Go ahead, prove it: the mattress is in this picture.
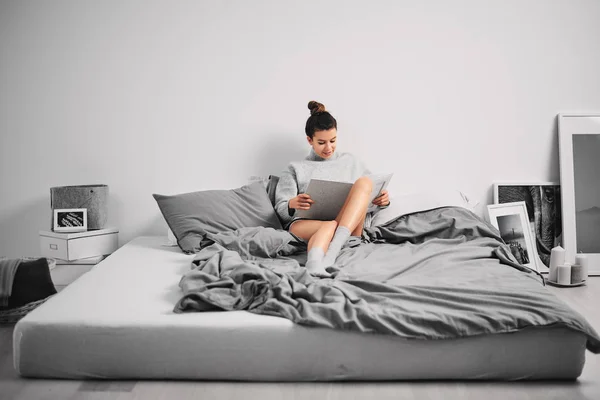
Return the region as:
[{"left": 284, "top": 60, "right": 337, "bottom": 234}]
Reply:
[{"left": 13, "top": 236, "right": 587, "bottom": 380}]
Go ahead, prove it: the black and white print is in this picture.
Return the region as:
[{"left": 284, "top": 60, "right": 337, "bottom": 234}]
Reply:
[
  {"left": 496, "top": 184, "right": 561, "bottom": 268},
  {"left": 497, "top": 214, "right": 530, "bottom": 265}
]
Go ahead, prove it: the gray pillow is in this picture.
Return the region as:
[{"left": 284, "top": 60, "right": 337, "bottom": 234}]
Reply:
[
  {"left": 153, "top": 182, "right": 282, "bottom": 253},
  {"left": 266, "top": 175, "right": 280, "bottom": 206}
]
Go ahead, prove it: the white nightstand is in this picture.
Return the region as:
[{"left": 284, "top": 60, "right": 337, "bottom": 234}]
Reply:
[
  {"left": 50, "top": 256, "right": 105, "bottom": 292},
  {"left": 39, "top": 228, "right": 119, "bottom": 291}
]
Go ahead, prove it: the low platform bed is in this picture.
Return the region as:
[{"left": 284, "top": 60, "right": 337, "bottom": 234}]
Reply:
[{"left": 13, "top": 205, "right": 600, "bottom": 381}]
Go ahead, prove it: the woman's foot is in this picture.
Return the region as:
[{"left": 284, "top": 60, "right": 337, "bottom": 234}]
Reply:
[
  {"left": 305, "top": 247, "right": 331, "bottom": 278},
  {"left": 323, "top": 226, "right": 351, "bottom": 267}
]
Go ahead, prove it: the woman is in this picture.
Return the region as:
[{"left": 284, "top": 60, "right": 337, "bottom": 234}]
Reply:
[{"left": 274, "top": 101, "right": 390, "bottom": 277}]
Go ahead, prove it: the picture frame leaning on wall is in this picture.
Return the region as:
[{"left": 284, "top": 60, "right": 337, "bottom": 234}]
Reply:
[
  {"left": 493, "top": 182, "right": 561, "bottom": 274},
  {"left": 487, "top": 201, "right": 540, "bottom": 273}
]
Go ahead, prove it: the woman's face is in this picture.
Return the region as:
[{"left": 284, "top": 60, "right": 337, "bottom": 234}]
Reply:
[{"left": 307, "top": 128, "right": 337, "bottom": 159}]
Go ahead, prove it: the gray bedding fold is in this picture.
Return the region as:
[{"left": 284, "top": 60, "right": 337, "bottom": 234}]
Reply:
[{"left": 174, "top": 207, "right": 600, "bottom": 353}]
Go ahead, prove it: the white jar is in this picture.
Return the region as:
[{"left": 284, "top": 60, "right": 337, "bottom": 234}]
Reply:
[
  {"left": 575, "top": 254, "right": 588, "bottom": 282},
  {"left": 557, "top": 263, "right": 572, "bottom": 285},
  {"left": 570, "top": 264, "right": 584, "bottom": 284}
]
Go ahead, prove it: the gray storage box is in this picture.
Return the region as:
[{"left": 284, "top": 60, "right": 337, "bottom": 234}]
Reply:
[{"left": 50, "top": 185, "right": 109, "bottom": 230}]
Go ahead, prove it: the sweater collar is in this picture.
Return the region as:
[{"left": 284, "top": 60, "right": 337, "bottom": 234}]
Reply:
[{"left": 306, "top": 149, "right": 340, "bottom": 162}]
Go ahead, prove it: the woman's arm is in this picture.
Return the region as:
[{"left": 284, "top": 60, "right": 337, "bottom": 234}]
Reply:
[{"left": 274, "top": 166, "right": 299, "bottom": 225}]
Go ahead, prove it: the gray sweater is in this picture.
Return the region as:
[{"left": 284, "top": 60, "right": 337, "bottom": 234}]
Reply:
[{"left": 274, "top": 149, "right": 371, "bottom": 226}]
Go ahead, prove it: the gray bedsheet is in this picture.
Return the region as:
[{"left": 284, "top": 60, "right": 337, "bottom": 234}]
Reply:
[{"left": 174, "top": 206, "right": 600, "bottom": 353}]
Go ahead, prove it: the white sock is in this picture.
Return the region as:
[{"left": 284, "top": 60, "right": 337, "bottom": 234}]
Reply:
[
  {"left": 305, "top": 247, "right": 330, "bottom": 277},
  {"left": 323, "top": 226, "right": 351, "bottom": 267}
]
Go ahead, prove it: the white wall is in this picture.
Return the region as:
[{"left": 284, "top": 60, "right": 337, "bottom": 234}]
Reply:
[{"left": 1, "top": 0, "right": 600, "bottom": 258}]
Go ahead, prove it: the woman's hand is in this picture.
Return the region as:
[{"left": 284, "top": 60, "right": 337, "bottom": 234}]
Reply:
[
  {"left": 372, "top": 189, "right": 390, "bottom": 207},
  {"left": 289, "top": 194, "right": 314, "bottom": 210}
]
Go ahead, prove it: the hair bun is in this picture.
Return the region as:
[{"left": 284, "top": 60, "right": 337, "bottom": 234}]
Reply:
[{"left": 308, "top": 101, "right": 326, "bottom": 115}]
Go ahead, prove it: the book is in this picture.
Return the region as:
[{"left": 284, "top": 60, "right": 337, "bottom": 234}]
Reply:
[{"left": 296, "top": 173, "right": 393, "bottom": 221}]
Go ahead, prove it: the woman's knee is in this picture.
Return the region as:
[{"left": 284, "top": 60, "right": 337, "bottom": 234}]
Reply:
[
  {"left": 354, "top": 176, "right": 373, "bottom": 193},
  {"left": 289, "top": 220, "right": 311, "bottom": 239},
  {"left": 289, "top": 222, "right": 299, "bottom": 235},
  {"left": 290, "top": 220, "right": 337, "bottom": 240}
]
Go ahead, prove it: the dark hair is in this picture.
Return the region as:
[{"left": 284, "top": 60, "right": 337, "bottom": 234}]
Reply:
[{"left": 305, "top": 101, "right": 337, "bottom": 138}]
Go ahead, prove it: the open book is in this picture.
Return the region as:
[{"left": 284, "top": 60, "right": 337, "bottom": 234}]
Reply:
[{"left": 296, "top": 173, "right": 393, "bottom": 221}]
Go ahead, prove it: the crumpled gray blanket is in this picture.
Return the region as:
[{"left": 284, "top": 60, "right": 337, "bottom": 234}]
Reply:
[
  {"left": 0, "top": 258, "right": 21, "bottom": 307},
  {"left": 174, "top": 207, "right": 600, "bottom": 353}
]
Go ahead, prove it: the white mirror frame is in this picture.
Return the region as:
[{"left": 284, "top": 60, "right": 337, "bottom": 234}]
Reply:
[{"left": 558, "top": 113, "right": 600, "bottom": 276}]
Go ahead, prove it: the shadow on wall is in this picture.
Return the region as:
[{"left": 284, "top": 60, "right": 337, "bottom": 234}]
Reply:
[
  {"left": 251, "top": 132, "right": 309, "bottom": 178},
  {"left": 481, "top": 185, "right": 494, "bottom": 219},
  {"left": 107, "top": 191, "right": 165, "bottom": 246},
  {"left": 548, "top": 116, "right": 560, "bottom": 180},
  {"left": 127, "top": 133, "right": 310, "bottom": 243},
  {"left": 0, "top": 196, "right": 49, "bottom": 258},
  {"left": 135, "top": 214, "right": 168, "bottom": 239}
]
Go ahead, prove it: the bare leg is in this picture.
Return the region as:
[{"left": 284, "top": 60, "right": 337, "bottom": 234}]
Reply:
[
  {"left": 307, "top": 221, "right": 338, "bottom": 252},
  {"left": 290, "top": 220, "right": 337, "bottom": 277},
  {"left": 290, "top": 220, "right": 338, "bottom": 252},
  {"left": 333, "top": 202, "right": 366, "bottom": 236},
  {"left": 323, "top": 176, "right": 373, "bottom": 266},
  {"left": 351, "top": 212, "right": 366, "bottom": 237},
  {"left": 335, "top": 176, "right": 373, "bottom": 233}
]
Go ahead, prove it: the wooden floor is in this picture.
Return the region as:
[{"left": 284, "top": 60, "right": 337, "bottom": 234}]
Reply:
[{"left": 1, "top": 279, "right": 599, "bottom": 400}]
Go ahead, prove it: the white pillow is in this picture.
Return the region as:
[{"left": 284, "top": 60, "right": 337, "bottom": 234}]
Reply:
[
  {"left": 165, "top": 227, "right": 178, "bottom": 246},
  {"left": 371, "top": 189, "right": 479, "bottom": 227}
]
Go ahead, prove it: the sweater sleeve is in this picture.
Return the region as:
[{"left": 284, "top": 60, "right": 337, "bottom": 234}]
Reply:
[{"left": 274, "top": 165, "right": 299, "bottom": 226}]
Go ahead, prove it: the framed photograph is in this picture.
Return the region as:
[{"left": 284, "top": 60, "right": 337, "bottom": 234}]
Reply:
[
  {"left": 493, "top": 182, "right": 561, "bottom": 274},
  {"left": 558, "top": 114, "right": 600, "bottom": 276},
  {"left": 53, "top": 208, "right": 88, "bottom": 233},
  {"left": 487, "top": 201, "right": 540, "bottom": 273}
]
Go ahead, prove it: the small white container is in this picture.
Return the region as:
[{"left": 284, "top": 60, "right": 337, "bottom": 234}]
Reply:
[
  {"left": 570, "top": 264, "right": 584, "bottom": 284},
  {"left": 575, "top": 253, "right": 589, "bottom": 282},
  {"left": 557, "top": 263, "right": 572, "bottom": 285},
  {"left": 39, "top": 227, "right": 118, "bottom": 261}
]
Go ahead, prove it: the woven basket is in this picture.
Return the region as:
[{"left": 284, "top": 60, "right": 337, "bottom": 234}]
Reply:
[
  {"left": 19, "top": 256, "right": 56, "bottom": 270},
  {"left": 0, "top": 295, "right": 55, "bottom": 325},
  {"left": 0, "top": 257, "right": 57, "bottom": 325}
]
